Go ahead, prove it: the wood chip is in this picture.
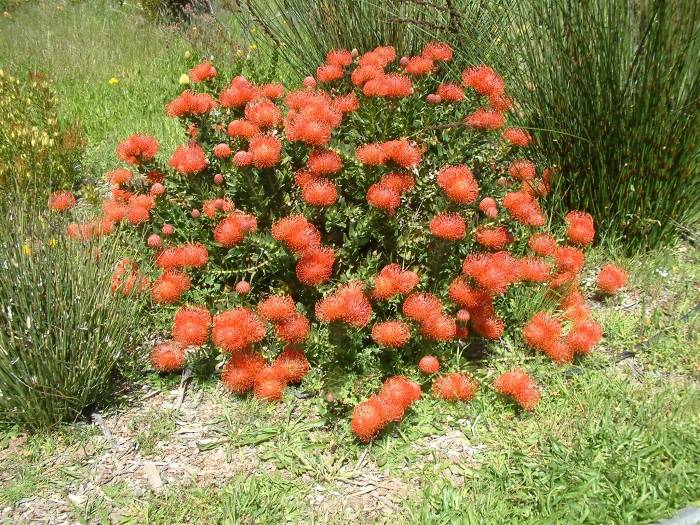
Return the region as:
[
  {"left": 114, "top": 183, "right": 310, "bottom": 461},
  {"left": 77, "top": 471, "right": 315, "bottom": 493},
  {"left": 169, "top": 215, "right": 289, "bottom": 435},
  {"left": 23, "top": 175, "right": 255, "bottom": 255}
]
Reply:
[{"left": 143, "top": 463, "right": 163, "bottom": 493}]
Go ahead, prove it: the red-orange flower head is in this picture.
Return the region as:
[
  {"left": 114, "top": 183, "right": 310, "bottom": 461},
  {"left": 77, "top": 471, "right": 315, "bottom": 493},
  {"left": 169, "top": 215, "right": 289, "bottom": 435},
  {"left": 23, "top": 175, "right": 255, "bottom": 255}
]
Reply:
[
  {"left": 522, "top": 312, "right": 561, "bottom": 351},
  {"left": 273, "top": 347, "right": 311, "bottom": 383},
  {"left": 351, "top": 400, "right": 385, "bottom": 442},
  {"left": 379, "top": 376, "right": 422, "bottom": 408},
  {"left": 474, "top": 226, "right": 513, "bottom": 250},
  {"left": 371, "top": 320, "right": 411, "bottom": 348},
  {"left": 432, "top": 373, "right": 478, "bottom": 402},
  {"left": 212, "top": 307, "right": 266, "bottom": 352},
  {"left": 166, "top": 90, "right": 217, "bottom": 117},
  {"left": 219, "top": 75, "right": 257, "bottom": 108},
  {"left": 151, "top": 271, "right": 191, "bottom": 304},
  {"left": 271, "top": 214, "right": 321, "bottom": 253},
  {"left": 462, "top": 252, "right": 518, "bottom": 295},
  {"left": 567, "top": 319, "right": 603, "bottom": 355},
  {"left": 554, "top": 246, "right": 585, "bottom": 274},
  {"left": 371, "top": 263, "right": 419, "bottom": 300},
  {"left": 243, "top": 98, "right": 282, "bottom": 129},
  {"left": 274, "top": 313, "right": 311, "bottom": 344},
  {"left": 429, "top": 212, "right": 466, "bottom": 241},
  {"left": 249, "top": 134, "right": 282, "bottom": 168},
  {"left": 366, "top": 183, "right": 401, "bottom": 215},
  {"left": 502, "top": 128, "right": 532, "bottom": 147},
  {"left": 437, "top": 165, "right": 479, "bottom": 204},
  {"left": 402, "top": 292, "right": 442, "bottom": 323},
  {"left": 296, "top": 247, "right": 336, "bottom": 285},
  {"left": 403, "top": 56, "right": 433, "bottom": 76},
  {"left": 466, "top": 108, "right": 505, "bottom": 130},
  {"left": 502, "top": 191, "right": 546, "bottom": 227},
  {"left": 508, "top": 160, "right": 536, "bottom": 181},
  {"left": 49, "top": 191, "right": 77, "bottom": 212},
  {"left": 116, "top": 134, "right": 159, "bottom": 165},
  {"left": 596, "top": 264, "right": 628, "bottom": 295},
  {"left": 528, "top": 233, "right": 558, "bottom": 256},
  {"left": 436, "top": 83, "right": 465, "bottom": 102},
  {"left": 448, "top": 276, "right": 492, "bottom": 309},
  {"left": 308, "top": 149, "right": 342, "bottom": 175},
  {"left": 301, "top": 179, "right": 338, "bottom": 207},
  {"left": 420, "top": 313, "right": 457, "bottom": 341},
  {"left": 316, "top": 63, "right": 344, "bottom": 83},
  {"left": 151, "top": 340, "right": 186, "bottom": 373},
  {"left": 226, "top": 118, "right": 260, "bottom": 139},
  {"left": 172, "top": 306, "right": 211, "bottom": 346},
  {"left": 461, "top": 65, "right": 505, "bottom": 97},
  {"left": 257, "top": 295, "right": 297, "bottom": 322},
  {"left": 107, "top": 168, "right": 133, "bottom": 186},
  {"left": 253, "top": 366, "right": 286, "bottom": 401},
  {"left": 418, "top": 355, "right": 440, "bottom": 374},
  {"left": 213, "top": 212, "right": 258, "bottom": 247},
  {"left": 564, "top": 211, "right": 595, "bottom": 246},
  {"left": 494, "top": 369, "right": 541, "bottom": 410},
  {"left": 221, "top": 350, "right": 266, "bottom": 394},
  {"left": 423, "top": 41, "right": 453, "bottom": 62},
  {"left": 315, "top": 281, "right": 372, "bottom": 327},
  {"left": 169, "top": 144, "right": 207, "bottom": 175},
  {"left": 518, "top": 257, "right": 552, "bottom": 283},
  {"left": 326, "top": 49, "right": 353, "bottom": 67},
  {"left": 188, "top": 61, "right": 217, "bottom": 82},
  {"left": 202, "top": 197, "right": 234, "bottom": 218}
]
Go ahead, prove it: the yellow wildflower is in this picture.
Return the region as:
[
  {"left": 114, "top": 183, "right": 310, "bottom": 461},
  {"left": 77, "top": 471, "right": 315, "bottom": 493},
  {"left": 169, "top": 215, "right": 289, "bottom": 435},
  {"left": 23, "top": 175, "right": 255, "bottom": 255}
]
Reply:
[
  {"left": 48, "top": 238, "right": 57, "bottom": 247},
  {"left": 22, "top": 244, "right": 31, "bottom": 256},
  {"left": 179, "top": 74, "right": 190, "bottom": 85},
  {"left": 108, "top": 77, "right": 119, "bottom": 85}
]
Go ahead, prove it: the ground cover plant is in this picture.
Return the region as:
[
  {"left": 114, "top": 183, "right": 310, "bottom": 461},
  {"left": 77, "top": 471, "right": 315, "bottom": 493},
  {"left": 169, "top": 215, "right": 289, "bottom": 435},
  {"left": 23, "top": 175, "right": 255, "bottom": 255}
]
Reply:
[{"left": 54, "top": 42, "right": 629, "bottom": 442}]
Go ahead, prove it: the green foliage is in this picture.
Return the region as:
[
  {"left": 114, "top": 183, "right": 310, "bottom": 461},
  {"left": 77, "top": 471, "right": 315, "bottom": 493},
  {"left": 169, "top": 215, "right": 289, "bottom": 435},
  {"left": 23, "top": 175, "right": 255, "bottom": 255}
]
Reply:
[
  {"left": 508, "top": 0, "right": 700, "bottom": 251},
  {"left": 0, "top": 69, "right": 85, "bottom": 196},
  {"left": 0, "top": 197, "right": 144, "bottom": 430},
  {"left": 231, "top": 0, "right": 516, "bottom": 82}
]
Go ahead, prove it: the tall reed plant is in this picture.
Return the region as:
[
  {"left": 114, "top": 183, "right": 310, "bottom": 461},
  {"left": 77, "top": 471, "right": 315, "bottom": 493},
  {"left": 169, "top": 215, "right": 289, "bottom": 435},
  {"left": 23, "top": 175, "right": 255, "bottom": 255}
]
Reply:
[
  {"left": 508, "top": 0, "right": 700, "bottom": 250},
  {"left": 0, "top": 195, "right": 144, "bottom": 430}
]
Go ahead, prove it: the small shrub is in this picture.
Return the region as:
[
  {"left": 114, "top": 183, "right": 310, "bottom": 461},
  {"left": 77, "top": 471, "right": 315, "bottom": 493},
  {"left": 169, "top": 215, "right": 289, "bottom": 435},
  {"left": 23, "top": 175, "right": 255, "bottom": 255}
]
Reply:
[
  {"left": 0, "top": 69, "right": 85, "bottom": 196},
  {"left": 0, "top": 197, "right": 144, "bottom": 430},
  {"left": 57, "top": 43, "right": 625, "bottom": 441}
]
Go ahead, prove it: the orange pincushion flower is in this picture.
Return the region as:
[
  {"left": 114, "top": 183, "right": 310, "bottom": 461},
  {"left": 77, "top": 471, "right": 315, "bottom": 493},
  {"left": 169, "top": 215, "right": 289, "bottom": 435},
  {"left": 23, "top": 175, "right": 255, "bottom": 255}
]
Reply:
[
  {"left": 596, "top": 264, "right": 628, "bottom": 294},
  {"left": 461, "top": 65, "right": 505, "bottom": 97},
  {"left": 418, "top": 355, "right": 440, "bottom": 374},
  {"left": 479, "top": 197, "right": 498, "bottom": 218},
  {"left": 474, "top": 226, "right": 513, "bottom": 250},
  {"left": 151, "top": 341, "right": 186, "bottom": 372},
  {"left": 502, "top": 191, "right": 545, "bottom": 227},
  {"left": 172, "top": 306, "right": 211, "bottom": 346},
  {"left": 169, "top": 144, "right": 207, "bottom": 174},
  {"left": 107, "top": 168, "right": 133, "bottom": 186},
  {"left": 274, "top": 313, "right": 311, "bottom": 343},
  {"left": 202, "top": 197, "right": 234, "bottom": 218},
  {"left": 151, "top": 271, "right": 191, "bottom": 304},
  {"left": 371, "top": 264, "right": 419, "bottom": 300},
  {"left": 213, "top": 143, "right": 232, "bottom": 159},
  {"left": 356, "top": 143, "right": 387, "bottom": 165},
  {"left": 359, "top": 45, "right": 396, "bottom": 67},
  {"left": 388, "top": 140, "right": 422, "bottom": 168},
  {"left": 126, "top": 204, "right": 150, "bottom": 225},
  {"left": 316, "top": 63, "right": 344, "bottom": 83},
  {"left": 233, "top": 150, "right": 253, "bottom": 167},
  {"left": 567, "top": 319, "right": 603, "bottom": 355},
  {"left": 351, "top": 64, "right": 383, "bottom": 86},
  {"left": 116, "top": 133, "right": 159, "bottom": 165},
  {"left": 49, "top": 191, "right": 76, "bottom": 212},
  {"left": 508, "top": 160, "right": 536, "bottom": 181},
  {"left": 332, "top": 91, "right": 360, "bottom": 113},
  {"left": 489, "top": 93, "right": 513, "bottom": 112},
  {"left": 381, "top": 172, "right": 415, "bottom": 194},
  {"left": 554, "top": 246, "right": 585, "bottom": 274},
  {"left": 351, "top": 401, "right": 385, "bottom": 442},
  {"left": 103, "top": 199, "right": 127, "bottom": 223},
  {"left": 272, "top": 214, "right": 321, "bottom": 253},
  {"left": 448, "top": 277, "right": 491, "bottom": 309},
  {"left": 564, "top": 211, "right": 595, "bottom": 246},
  {"left": 296, "top": 247, "right": 335, "bottom": 285},
  {"left": 257, "top": 295, "right": 296, "bottom": 322},
  {"left": 221, "top": 350, "right": 266, "bottom": 394},
  {"left": 432, "top": 373, "right": 478, "bottom": 402},
  {"left": 366, "top": 183, "right": 401, "bottom": 215},
  {"left": 502, "top": 128, "right": 531, "bottom": 147},
  {"left": 363, "top": 74, "right": 414, "bottom": 98},
  {"left": 436, "top": 83, "right": 465, "bottom": 102},
  {"left": 273, "top": 347, "right": 311, "bottom": 383},
  {"left": 244, "top": 99, "right": 282, "bottom": 128},
  {"left": 379, "top": 376, "right": 421, "bottom": 408},
  {"left": 523, "top": 312, "right": 561, "bottom": 351},
  {"left": 403, "top": 56, "right": 433, "bottom": 76},
  {"left": 371, "top": 320, "right": 411, "bottom": 348},
  {"left": 462, "top": 252, "right": 518, "bottom": 294},
  {"left": 466, "top": 108, "right": 505, "bottom": 130},
  {"left": 494, "top": 369, "right": 540, "bottom": 410},
  {"left": 259, "top": 83, "right": 285, "bottom": 99},
  {"left": 528, "top": 233, "right": 558, "bottom": 256},
  {"left": 249, "top": 134, "right": 282, "bottom": 168},
  {"left": 213, "top": 213, "right": 257, "bottom": 247},
  {"left": 436, "top": 165, "right": 479, "bottom": 204},
  {"left": 226, "top": 119, "right": 260, "bottom": 139},
  {"left": 420, "top": 313, "right": 457, "bottom": 341},
  {"left": 429, "top": 212, "right": 467, "bottom": 241},
  {"left": 212, "top": 308, "right": 266, "bottom": 352},
  {"left": 166, "top": 90, "right": 217, "bottom": 117},
  {"left": 181, "top": 242, "right": 209, "bottom": 268},
  {"left": 422, "top": 41, "right": 453, "bottom": 62},
  {"left": 253, "top": 377, "right": 286, "bottom": 401},
  {"left": 370, "top": 394, "right": 404, "bottom": 423},
  {"left": 402, "top": 292, "right": 442, "bottom": 322},
  {"left": 308, "top": 149, "right": 342, "bottom": 175},
  {"left": 301, "top": 179, "right": 338, "bottom": 207},
  {"left": 219, "top": 76, "right": 257, "bottom": 108},
  {"left": 326, "top": 49, "right": 353, "bottom": 67},
  {"left": 518, "top": 257, "right": 552, "bottom": 283},
  {"left": 315, "top": 282, "right": 372, "bottom": 327},
  {"left": 470, "top": 310, "right": 505, "bottom": 340},
  {"left": 188, "top": 61, "right": 217, "bottom": 82}
]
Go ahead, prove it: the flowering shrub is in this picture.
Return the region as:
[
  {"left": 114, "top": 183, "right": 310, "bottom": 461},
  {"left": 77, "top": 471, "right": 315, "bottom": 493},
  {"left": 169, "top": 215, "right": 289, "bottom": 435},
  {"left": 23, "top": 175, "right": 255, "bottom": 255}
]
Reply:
[{"left": 56, "top": 43, "right": 628, "bottom": 442}]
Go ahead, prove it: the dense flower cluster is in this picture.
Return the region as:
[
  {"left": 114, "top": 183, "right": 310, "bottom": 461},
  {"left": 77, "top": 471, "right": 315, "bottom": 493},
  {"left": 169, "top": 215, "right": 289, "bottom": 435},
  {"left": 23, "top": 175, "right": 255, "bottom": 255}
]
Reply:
[{"left": 56, "top": 43, "right": 629, "bottom": 443}]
